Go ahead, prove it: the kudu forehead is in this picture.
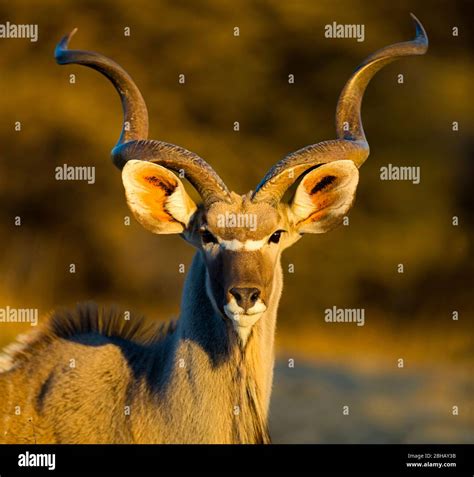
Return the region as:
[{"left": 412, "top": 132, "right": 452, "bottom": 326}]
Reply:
[{"left": 205, "top": 193, "right": 280, "bottom": 241}]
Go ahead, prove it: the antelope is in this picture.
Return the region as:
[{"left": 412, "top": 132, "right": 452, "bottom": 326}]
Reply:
[{"left": 0, "top": 15, "right": 427, "bottom": 444}]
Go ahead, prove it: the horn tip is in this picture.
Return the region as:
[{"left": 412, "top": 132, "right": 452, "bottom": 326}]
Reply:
[
  {"left": 69, "top": 27, "right": 79, "bottom": 40},
  {"left": 410, "top": 13, "right": 429, "bottom": 49},
  {"left": 55, "top": 28, "right": 78, "bottom": 63}
]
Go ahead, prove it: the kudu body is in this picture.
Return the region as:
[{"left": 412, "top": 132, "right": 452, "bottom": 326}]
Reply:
[{"left": 0, "top": 16, "right": 427, "bottom": 443}]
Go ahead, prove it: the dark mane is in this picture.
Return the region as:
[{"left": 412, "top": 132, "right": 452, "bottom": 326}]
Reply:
[
  {"left": 48, "top": 302, "right": 176, "bottom": 344},
  {"left": 0, "top": 302, "right": 176, "bottom": 372}
]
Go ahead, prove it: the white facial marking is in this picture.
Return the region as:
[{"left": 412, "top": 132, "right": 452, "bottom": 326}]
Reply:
[
  {"left": 219, "top": 237, "right": 267, "bottom": 251},
  {"left": 246, "top": 301, "right": 267, "bottom": 315},
  {"left": 224, "top": 297, "right": 267, "bottom": 345},
  {"left": 224, "top": 296, "right": 243, "bottom": 316}
]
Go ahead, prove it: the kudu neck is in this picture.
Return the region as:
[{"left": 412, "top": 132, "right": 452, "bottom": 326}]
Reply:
[{"left": 175, "top": 250, "right": 282, "bottom": 437}]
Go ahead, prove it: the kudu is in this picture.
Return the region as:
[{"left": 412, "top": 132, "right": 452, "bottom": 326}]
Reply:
[{"left": 0, "top": 15, "right": 427, "bottom": 444}]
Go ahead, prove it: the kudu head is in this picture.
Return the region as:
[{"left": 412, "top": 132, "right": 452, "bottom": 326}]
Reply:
[{"left": 55, "top": 15, "right": 427, "bottom": 343}]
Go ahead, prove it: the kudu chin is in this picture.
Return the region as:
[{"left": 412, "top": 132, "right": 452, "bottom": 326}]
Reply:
[{"left": 0, "top": 15, "right": 428, "bottom": 444}]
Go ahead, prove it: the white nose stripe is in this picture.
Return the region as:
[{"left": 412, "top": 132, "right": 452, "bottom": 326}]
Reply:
[{"left": 219, "top": 238, "right": 267, "bottom": 251}]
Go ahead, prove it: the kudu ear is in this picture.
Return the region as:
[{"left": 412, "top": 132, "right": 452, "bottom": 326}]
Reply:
[
  {"left": 122, "top": 160, "right": 197, "bottom": 234},
  {"left": 289, "top": 160, "right": 359, "bottom": 234}
]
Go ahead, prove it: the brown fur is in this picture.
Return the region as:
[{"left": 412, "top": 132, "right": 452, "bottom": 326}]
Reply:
[
  {"left": 0, "top": 253, "right": 278, "bottom": 444},
  {"left": 1, "top": 18, "right": 427, "bottom": 443}
]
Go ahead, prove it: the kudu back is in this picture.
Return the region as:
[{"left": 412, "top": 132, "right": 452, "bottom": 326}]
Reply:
[{"left": 0, "top": 16, "right": 428, "bottom": 444}]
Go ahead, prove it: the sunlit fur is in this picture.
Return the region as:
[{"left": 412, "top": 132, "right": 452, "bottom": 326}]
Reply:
[
  {"left": 0, "top": 17, "right": 427, "bottom": 443},
  {"left": 0, "top": 165, "right": 356, "bottom": 444}
]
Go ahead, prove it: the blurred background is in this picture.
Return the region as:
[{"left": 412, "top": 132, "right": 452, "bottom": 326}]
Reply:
[{"left": 0, "top": 0, "right": 472, "bottom": 442}]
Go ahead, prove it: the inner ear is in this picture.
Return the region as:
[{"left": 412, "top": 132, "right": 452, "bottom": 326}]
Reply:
[
  {"left": 290, "top": 160, "right": 359, "bottom": 234},
  {"left": 122, "top": 160, "right": 197, "bottom": 235}
]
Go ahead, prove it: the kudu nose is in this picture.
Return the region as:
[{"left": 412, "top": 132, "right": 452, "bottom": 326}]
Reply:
[{"left": 229, "top": 287, "right": 261, "bottom": 312}]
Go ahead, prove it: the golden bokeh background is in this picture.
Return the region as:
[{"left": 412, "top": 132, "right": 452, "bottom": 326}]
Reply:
[{"left": 0, "top": 0, "right": 472, "bottom": 442}]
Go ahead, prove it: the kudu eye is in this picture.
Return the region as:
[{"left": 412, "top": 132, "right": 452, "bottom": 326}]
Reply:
[
  {"left": 268, "top": 230, "right": 285, "bottom": 244},
  {"left": 200, "top": 229, "right": 218, "bottom": 245}
]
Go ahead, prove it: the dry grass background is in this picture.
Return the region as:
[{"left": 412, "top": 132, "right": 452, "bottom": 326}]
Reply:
[{"left": 0, "top": 0, "right": 472, "bottom": 442}]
